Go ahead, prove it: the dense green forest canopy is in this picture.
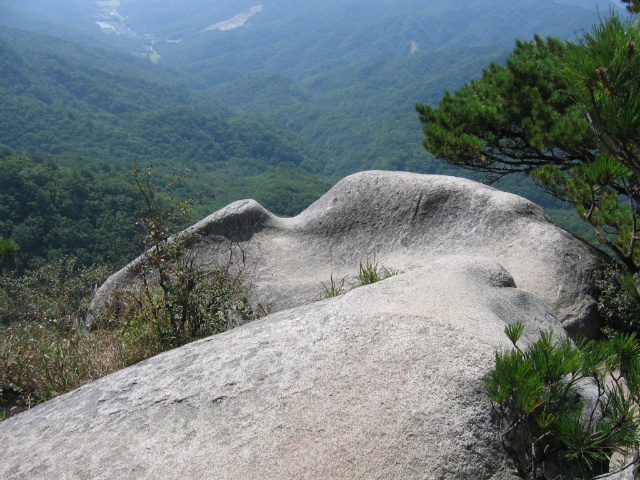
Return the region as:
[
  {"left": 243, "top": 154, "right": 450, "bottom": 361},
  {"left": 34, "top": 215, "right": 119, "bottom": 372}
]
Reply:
[
  {"left": 0, "top": 26, "right": 332, "bottom": 271},
  {"left": 0, "top": 0, "right": 615, "bottom": 180},
  {"left": 0, "top": 0, "right": 626, "bottom": 269},
  {"left": 0, "top": 29, "right": 317, "bottom": 169},
  {"left": 0, "top": 148, "right": 331, "bottom": 271},
  {"left": 0, "top": 148, "right": 139, "bottom": 269}
]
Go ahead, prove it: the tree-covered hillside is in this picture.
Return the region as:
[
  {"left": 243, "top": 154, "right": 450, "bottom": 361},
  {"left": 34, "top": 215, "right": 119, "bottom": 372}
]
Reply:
[
  {"left": 0, "top": 1, "right": 618, "bottom": 182},
  {"left": 0, "top": 28, "right": 333, "bottom": 269},
  {"left": 0, "top": 29, "right": 316, "bottom": 166},
  {"left": 0, "top": 147, "right": 331, "bottom": 270},
  {"left": 0, "top": 0, "right": 626, "bottom": 268},
  {"left": 0, "top": 148, "right": 139, "bottom": 269},
  {"left": 207, "top": 46, "right": 512, "bottom": 177}
]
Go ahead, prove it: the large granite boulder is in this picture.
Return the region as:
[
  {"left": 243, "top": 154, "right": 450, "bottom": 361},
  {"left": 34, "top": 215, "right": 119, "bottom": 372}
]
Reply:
[
  {"left": 1, "top": 257, "right": 562, "bottom": 479},
  {"left": 0, "top": 172, "right": 604, "bottom": 479},
  {"left": 89, "top": 171, "right": 601, "bottom": 336}
]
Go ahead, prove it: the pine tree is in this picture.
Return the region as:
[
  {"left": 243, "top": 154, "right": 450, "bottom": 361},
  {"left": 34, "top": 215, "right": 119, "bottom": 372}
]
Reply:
[{"left": 416, "top": 12, "right": 640, "bottom": 275}]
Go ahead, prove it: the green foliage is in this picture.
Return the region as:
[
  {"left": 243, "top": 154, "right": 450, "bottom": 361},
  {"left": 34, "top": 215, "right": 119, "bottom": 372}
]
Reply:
[
  {"left": 560, "top": 11, "right": 640, "bottom": 180},
  {"left": 102, "top": 259, "right": 253, "bottom": 352},
  {"left": 0, "top": 236, "right": 18, "bottom": 259},
  {"left": 207, "top": 46, "right": 512, "bottom": 176},
  {"left": 594, "top": 264, "right": 640, "bottom": 337},
  {"left": 539, "top": 13, "right": 640, "bottom": 274},
  {"left": 320, "top": 259, "right": 403, "bottom": 299},
  {"left": 621, "top": 0, "right": 640, "bottom": 13},
  {"left": 0, "top": 257, "right": 110, "bottom": 326},
  {"left": 534, "top": 12, "right": 640, "bottom": 274},
  {"left": 357, "top": 258, "right": 401, "bottom": 286},
  {"left": 0, "top": 149, "right": 141, "bottom": 270},
  {"left": 0, "top": 236, "right": 18, "bottom": 272},
  {"left": 531, "top": 154, "right": 640, "bottom": 271},
  {"left": 357, "top": 259, "right": 385, "bottom": 285},
  {"left": 0, "top": 27, "right": 224, "bottom": 115},
  {"left": 0, "top": 255, "right": 250, "bottom": 418},
  {"left": 321, "top": 274, "right": 347, "bottom": 299},
  {"left": 418, "top": 15, "right": 640, "bottom": 278},
  {"left": 504, "top": 321, "right": 525, "bottom": 346},
  {"left": 485, "top": 323, "right": 640, "bottom": 479},
  {"left": 0, "top": 29, "right": 314, "bottom": 171},
  {"left": 118, "top": 165, "right": 257, "bottom": 350},
  {"left": 417, "top": 35, "right": 594, "bottom": 179},
  {"left": 235, "top": 162, "right": 333, "bottom": 217}
]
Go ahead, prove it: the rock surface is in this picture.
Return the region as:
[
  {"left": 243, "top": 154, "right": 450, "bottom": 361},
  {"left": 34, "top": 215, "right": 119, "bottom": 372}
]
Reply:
[
  {"left": 89, "top": 171, "right": 601, "bottom": 335},
  {"left": 1, "top": 258, "right": 562, "bottom": 479},
  {"left": 0, "top": 172, "right": 603, "bottom": 479}
]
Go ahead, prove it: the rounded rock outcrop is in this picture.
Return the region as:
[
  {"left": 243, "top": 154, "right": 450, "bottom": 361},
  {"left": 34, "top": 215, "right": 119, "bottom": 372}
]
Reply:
[
  {"left": 0, "top": 171, "right": 604, "bottom": 479},
  {"left": 89, "top": 170, "right": 601, "bottom": 334}
]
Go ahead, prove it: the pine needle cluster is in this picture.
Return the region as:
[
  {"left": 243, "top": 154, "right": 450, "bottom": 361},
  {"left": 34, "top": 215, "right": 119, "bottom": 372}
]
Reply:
[{"left": 485, "top": 322, "right": 640, "bottom": 479}]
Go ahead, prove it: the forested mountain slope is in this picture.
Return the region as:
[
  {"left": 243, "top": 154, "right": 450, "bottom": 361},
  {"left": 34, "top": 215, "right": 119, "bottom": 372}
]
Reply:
[
  {"left": 151, "top": 0, "right": 612, "bottom": 81},
  {"left": 0, "top": 27, "right": 331, "bottom": 268},
  {"left": 207, "top": 46, "right": 512, "bottom": 177},
  {"left": 0, "top": 28, "right": 314, "bottom": 167},
  {"left": 0, "top": 0, "right": 617, "bottom": 180},
  {"left": 0, "top": 0, "right": 623, "bottom": 267},
  {"left": 131, "top": 0, "right": 614, "bottom": 182}
]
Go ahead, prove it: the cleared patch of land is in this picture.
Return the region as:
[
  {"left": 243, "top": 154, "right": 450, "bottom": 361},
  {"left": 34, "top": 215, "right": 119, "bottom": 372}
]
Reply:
[{"left": 202, "top": 5, "right": 263, "bottom": 32}]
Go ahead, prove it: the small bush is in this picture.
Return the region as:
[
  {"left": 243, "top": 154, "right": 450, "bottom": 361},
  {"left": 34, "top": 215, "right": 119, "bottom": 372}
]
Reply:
[
  {"left": 485, "top": 322, "right": 640, "bottom": 479},
  {"left": 101, "top": 258, "right": 256, "bottom": 351},
  {"left": 320, "top": 259, "right": 403, "bottom": 299},
  {"left": 0, "top": 257, "right": 111, "bottom": 326},
  {"left": 0, "top": 235, "right": 18, "bottom": 266},
  {"left": 594, "top": 264, "right": 640, "bottom": 337}
]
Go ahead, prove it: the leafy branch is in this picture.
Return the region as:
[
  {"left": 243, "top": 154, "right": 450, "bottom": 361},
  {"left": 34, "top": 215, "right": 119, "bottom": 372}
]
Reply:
[{"left": 485, "top": 322, "right": 640, "bottom": 479}]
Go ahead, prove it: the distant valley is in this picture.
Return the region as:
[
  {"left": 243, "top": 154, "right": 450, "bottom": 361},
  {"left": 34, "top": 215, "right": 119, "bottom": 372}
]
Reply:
[{"left": 0, "top": 0, "right": 626, "bottom": 267}]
